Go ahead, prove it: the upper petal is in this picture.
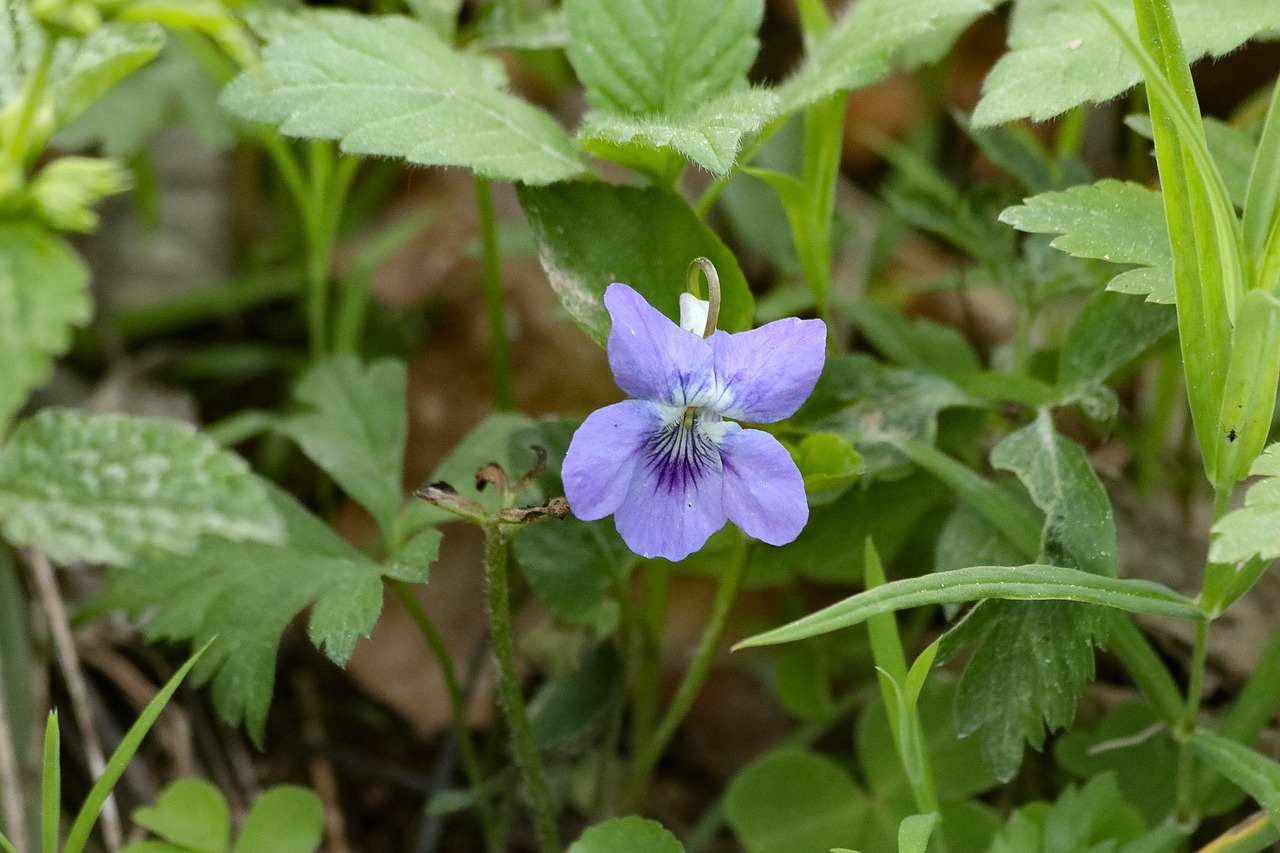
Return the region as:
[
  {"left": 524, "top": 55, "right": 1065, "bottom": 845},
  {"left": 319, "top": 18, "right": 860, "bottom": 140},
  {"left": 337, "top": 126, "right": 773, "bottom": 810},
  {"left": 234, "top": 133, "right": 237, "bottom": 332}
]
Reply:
[
  {"left": 563, "top": 400, "right": 662, "bottom": 521},
  {"left": 709, "top": 318, "right": 826, "bottom": 423},
  {"left": 718, "top": 428, "right": 808, "bottom": 546},
  {"left": 606, "top": 283, "right": 715, "bottom": 406},
  {"left": 613, "top": 413, "right": 727, "bottom": 561}
]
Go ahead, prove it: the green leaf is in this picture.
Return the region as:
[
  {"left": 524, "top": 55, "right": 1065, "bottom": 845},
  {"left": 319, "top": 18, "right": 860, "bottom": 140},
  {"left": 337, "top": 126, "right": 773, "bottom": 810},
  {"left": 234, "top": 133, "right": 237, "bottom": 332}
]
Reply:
[
  {"left": 1244, "top": 78, "right": 1280, "bottom": 292},
  {"left": 734, "top": 564, "right": 1199, "bottom": 651},
  {"left": 517, "top": 182, "right": 753, "bottom": 346},
  {"left": 564, "top": 0, "right": 772, "bottom": 175},
  {"left": 1191, "top": 731, "right": 1280, "bottom": 833},
  {"left": 54, "top": 21, "right": 166, "bottom": 127},
  {"left": 577, "top": 88, "right": 779, "bottom": 176},
  {"left": 845, "top": 301, "right": 980, "bottom": 379},
  {"left": 898, "top": 813, "right": 938, "bottom": 853},
  {"left": 529, "top": 644, "right": 619, "bottom": 749},
  {"left": 219, "top": 11, "right": 586, "bottom": 185},
  {"left": 1215, "top": 289, "right": 1280, "bottom": 488},
  {"left": 999, "top": 180, "right": 1173, "bottom": 304},
  {"left": 0, "top": 224, "right": 91, "bottom": 431},
  {"left": 792, "top": 433, "right": 864, "bottom": 496},
  {"left": 724, "top": 749, "right": 868, "bottom": 853},
  {"left": 972, "top": 0, "right": 1280, "bottom": 126},
  {"left": 1054, "top": 703, "right": 1177, "bottom": 825},
  {"left": 568, "top": 816, "right": 684, "bottom": 853},
  {"left": 1059, "top": 290, "right": 1177, "bottom": 389},
  {"left": 514, "top": 517, "right": 637, "bottom": 624},
  {"left": 1210, "top": 444, "right": 1280, "bottom": 563},
  {"left": 779, "top": 0, "right": 995, "bottom": 113},
  {"left": 42, "top": 712, "right": 59, "bottom": 853},
  {"left": 990, "top": 412, "right": 1117, "bottom": 577},
  {"left": 0, "top": 410, "right": 284, "bottom": 566},
  {"left": 278, "top": 355, "right": 407, "bottom": 537},
  {"left": 132, "top": 778, "right": 230, "bottom": 853},
  {"left": 233, "top": 786, "right": 323, "bottom": 853},
  {"left": 984, "top": 773, "right": 1144, "bottom": 853},
  {"left": 102, "top": 487, "right": 389, "bottom": 741}
]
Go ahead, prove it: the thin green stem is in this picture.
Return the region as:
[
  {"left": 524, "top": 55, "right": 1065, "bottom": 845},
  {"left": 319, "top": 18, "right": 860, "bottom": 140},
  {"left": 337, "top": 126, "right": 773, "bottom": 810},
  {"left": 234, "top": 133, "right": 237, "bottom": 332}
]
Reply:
[
  {"left": 1175, "top": 617, "right": 1210, "bottom": 824},
  {"left": 483, "top": 527, "right": 559, "bottom": 853},
  {"left": 624, "top": 538, "right": 750, "bottom": 808},
  {"left": 389, "top": 580, "right": 501, "bottom": 853},
  {"left": 628, "top": 562, "right": 669, "bottom": 780},
  {"left": 1107, "top": 612, "right": 1186, "bottom": 725},
  {"left": 475, "top": 176, "right": 515, "bottom": 410},
  {"left": 5, "top": 40, "right": 55, "bottom": 167}
]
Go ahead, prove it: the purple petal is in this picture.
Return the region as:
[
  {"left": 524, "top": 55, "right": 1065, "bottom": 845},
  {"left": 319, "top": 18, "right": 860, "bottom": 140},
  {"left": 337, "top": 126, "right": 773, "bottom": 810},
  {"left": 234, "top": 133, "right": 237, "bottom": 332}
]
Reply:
[
  {"left": 613, "top": 415, "right": 727, "bottom": 561},
  {"left": 563, "top": 400, "right": 661, "bottom": 521},
  {"left": 606, "top": 283, "right": 714, "bottom": 406},
  {"left": 710, "top": 318, "right": 826, "bottom": 423},
  {"left": 718, "top": 429, "right": 808, "bottom": 546}
]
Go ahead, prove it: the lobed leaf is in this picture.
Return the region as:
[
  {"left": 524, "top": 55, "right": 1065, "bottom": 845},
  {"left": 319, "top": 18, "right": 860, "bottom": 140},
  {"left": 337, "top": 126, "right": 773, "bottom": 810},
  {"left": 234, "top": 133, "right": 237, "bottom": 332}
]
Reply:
[
  {"left": 568, "top": 816, "right": 684, "bottom": 853},
  {"left": 102, "top": 487, "right": 396, "bottom": 742},
  {"left": 1210, "top": 444, "right": 1280, "bottom": 564},
  {"left": 220, "top": 11, "right": 587, "bottom": 184},
  {"left": 518, "top": 182, "right": 753, "bottom": 346},
  {"left": 0, "top": 224, "right": 91, "bottom": 430},
  {"left": 973, "top": 0, "right": 1280, "bottom": 126},
  {"left": 0, "top": 410, "right": 283, "bottom": 566},
  {"left": 131, "top": 779, "right": 230, "bottom": 853},
  {"left": 1000, "top": 179, "right": 1174, "bottom": 304},
  {"left": 278, "top": 355, "right": 408, "bottom": 538},
  {"left": 724, "top": 749, "right": 868, "bottom": 853}
]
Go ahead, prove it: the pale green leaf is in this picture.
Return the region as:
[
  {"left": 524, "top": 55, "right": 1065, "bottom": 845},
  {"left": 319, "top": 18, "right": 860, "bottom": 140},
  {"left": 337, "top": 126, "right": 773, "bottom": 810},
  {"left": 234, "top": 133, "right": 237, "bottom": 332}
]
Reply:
[
  {"left": 779, "top": 0, "right": 996, "bottom": 113},
  {"left": 999, "top": 179, "right": 1173, "bottom": 304},
  {"left": 1059, "top": 290, "right": 1177, "bottom": 388},
  {"left": 990, "top": 412, "right": 1118, "bottom": 577},
  {"left": 514, "top": 517, "right": 636, "bottom": 624},
  {"left": 724, "top": 749, "right": 868, "bottom": 853},
  {"left": 1215, "top": 289, "right": 1280, "bottom": 488},
  {"left": 0, "top": 410, "right": 283, "bottom": 566},
  {"left": 0, "top": 224, "right": 91, "bottom": 429},
  {"left": 1210, "top": 444, "right": 1280, "bottom": 563},
  {"left": 517, "top": 182, "right": 753, "bottom": 346},
  {"left": 734, "top": 564, "right": 1200, "bottom": 650},
  {"left": 220, "top": 11, "right": 586, "bottom": 184},
  {"left": 973, "top": 0, "right": 1280, "bottom": 126},
  {"left": 132, "top": 778, "right": 230, "bottom": 853},
  {"left": 102, "top": 487, "right": 389, "bottom": 741},
  {"left": 984, "top": 774, "right": 1144, "bottom": 853},
  {"left": 279, "top": 355, "right": 407, "bottom": 537},
  {"left": 234, "top": 786, "right": 323, "bottom": 853},
  {"left": 898, "top": 813, "right": 938, "bottom": 853},
  {"left": 577, "top": 88, "right": 779, "bottom": 175},
  {"left": 568, "top": 816, "right": 683, "bottom": 853}
]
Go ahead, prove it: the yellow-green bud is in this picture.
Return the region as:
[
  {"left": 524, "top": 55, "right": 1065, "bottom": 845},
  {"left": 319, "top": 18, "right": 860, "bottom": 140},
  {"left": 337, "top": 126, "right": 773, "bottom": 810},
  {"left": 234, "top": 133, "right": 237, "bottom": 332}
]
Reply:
[{"left": 28, "top": 156, "right": 131, "bottom": 232}]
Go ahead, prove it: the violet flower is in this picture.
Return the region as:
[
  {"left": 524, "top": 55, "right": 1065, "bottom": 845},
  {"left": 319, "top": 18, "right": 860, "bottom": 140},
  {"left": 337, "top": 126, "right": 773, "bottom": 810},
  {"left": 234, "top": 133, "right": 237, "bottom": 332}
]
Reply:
[{"left": 562, "top": 281, "right": 826, "bottom": 561}]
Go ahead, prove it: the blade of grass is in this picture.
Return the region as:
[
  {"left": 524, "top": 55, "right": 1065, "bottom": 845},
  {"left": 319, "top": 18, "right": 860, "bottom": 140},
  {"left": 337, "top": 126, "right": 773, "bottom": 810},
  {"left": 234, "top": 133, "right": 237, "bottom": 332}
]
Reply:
[
  {"left": 1244, "top": 77, "right": 1280, "bottom": 292},
  {"left": 61, "top": 641, "right": 211, "bottom": 853},
  {"left": 41, "top": 714, "right": 58, "bottom": 853}
]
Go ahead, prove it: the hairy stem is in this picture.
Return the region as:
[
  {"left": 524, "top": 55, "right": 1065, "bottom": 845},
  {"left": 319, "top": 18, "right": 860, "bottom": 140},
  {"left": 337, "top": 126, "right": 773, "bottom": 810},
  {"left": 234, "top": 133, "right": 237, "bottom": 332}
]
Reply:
[
  {"left": 625, "top": 538, "right": 749, "bottom": 807},
  {"left": 24, "top": 550, "right": 121, "bottom": 853},
  {"left": 483, "top": 528, "right": 559, "bottom": 853},
  {"left": 475, "top": 177, "right": 515, "bottom": 411}
]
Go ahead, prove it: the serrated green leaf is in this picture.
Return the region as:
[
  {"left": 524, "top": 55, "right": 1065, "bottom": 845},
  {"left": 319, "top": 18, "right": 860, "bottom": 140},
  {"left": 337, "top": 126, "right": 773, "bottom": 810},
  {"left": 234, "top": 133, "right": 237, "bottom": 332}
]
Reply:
[
  {"left": 734, "top": 564, "right": 1199, "bottom": 651},
  {"left": 0, "top": 224, "right": 91, "bottom": 430},
  {"left": 102, "top": 486, "right": 388, "bottom": 742},
  {"left": 946, "top": 599, "right": 1107, "bottom": 781},
  {"left": 779, "top": 0, "right": 995, "bottom": 113},
  {"left": 233, "top": 786, "right": 322, "bottom": 853},
  {"left": 985, "top": 773, "right": 1144, "bottom": 853},
  {"left": 132, "top": 778, "right": 230, "bottom": 853},
  {"left": 517, "top": 182, "right": 753, "bottom": 346},
  {"left": 279, "top": 355, "right": 407, "bottom": 537},
  {"left": 565, "top": 0, "right": 762, "bottom": 115},
  {"left": 990, "top": 412, "right": 1118, "bottom": 576},
  {"left": 1210, "top": 444, "right": 1280, "bottom": 563},
  {"left": 55, "top": 21, "right": 166, "bottom": 126},
  {"left": 386, "top": 527, "right": 440, "bottom": 583},
  {"left": 1191, "top": 731, "right": 1280, "bottom": 833},
  {"left": 0, "top": 410, "right": 283, "bottom": 566},
  {"left": 568, "top": 816, "right": 684, "bottom": 853},
  {"left": 1000, "top": 180, "right": 1174, "bottom": 304},
  {"left": 514, "top": 517, "right": 636, "bottom": 624},
  {"left": 724, "top": 749, "right": 868, "bottom": 853},
  {"left": 577, "top": 88, "right": 779, "bottom": 175},
  {"left": 972, "top": 0, "right": 1280, "bottom": 126},
  {"left": 219, "top": 11, "right": 586, "bottom": 184}
]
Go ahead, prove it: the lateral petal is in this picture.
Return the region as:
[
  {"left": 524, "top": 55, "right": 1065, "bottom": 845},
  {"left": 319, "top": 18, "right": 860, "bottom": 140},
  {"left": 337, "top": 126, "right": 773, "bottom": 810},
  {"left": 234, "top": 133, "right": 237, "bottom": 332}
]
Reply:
[
  {"left": 563, "top": 400, "right": 661, "bottom": 521},
  {"left": 718, "top": 428, "right": 808, "bottom": 546}
]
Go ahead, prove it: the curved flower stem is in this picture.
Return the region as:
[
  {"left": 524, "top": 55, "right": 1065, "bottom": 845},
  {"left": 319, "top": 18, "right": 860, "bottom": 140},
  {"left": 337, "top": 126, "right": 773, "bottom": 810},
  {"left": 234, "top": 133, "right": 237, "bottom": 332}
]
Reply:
[
  {"left": 388, "top": 580, "right": 502, "bottom": 853},
  {"left": 475, "top": 176, "right": 515, "bottom": 411},
  {"left": 624, "top": 537, "right": 751, "bottom": 809},
  {"left": 483, "top": 525, "right": 559, "bottom": 853}
]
